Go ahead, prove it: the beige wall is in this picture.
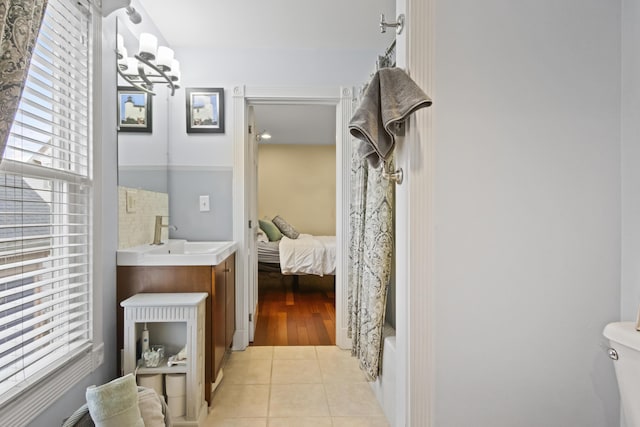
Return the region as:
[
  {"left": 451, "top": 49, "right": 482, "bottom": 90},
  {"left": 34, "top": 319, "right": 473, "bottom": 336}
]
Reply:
[{"left": 258, "top": 144, "right": 336, "bottom": 236}]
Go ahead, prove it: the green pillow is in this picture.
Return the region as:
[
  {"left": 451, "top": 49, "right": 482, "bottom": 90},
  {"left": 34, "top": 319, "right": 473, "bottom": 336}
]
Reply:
[{"left": 259, "top": 219, "right": 282, "bottom": 241}]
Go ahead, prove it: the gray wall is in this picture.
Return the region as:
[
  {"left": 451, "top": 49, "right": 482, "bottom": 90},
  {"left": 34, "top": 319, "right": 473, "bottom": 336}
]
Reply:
[
  {"left": 622, "top": 0, "right": 640, "bottom": 323},
  {"left": 431, "top": 0, "right": 621, "bottom": 426},
  {"left": 118, "top": 168, "right": 168, "bottom": 193},
  {"left": 168, "top": 168, "right": 233, "bottom": 241}
]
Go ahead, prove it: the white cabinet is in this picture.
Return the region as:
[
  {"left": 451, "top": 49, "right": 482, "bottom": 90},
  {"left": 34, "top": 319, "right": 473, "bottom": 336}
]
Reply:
[{"left": 121, "top": 293, "right": 208, "bottom": 427}]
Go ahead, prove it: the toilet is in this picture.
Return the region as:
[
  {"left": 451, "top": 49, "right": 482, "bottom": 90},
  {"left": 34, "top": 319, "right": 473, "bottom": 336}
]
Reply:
[{"left": 603, "top": 321, "right": 640, "bottom": 426}]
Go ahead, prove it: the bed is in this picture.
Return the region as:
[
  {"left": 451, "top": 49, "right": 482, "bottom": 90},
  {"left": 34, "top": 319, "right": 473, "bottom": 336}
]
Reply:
[
  {"left": 257, "top": 233, "right": 336, "bottom": 277},
  {"left": 257, "top": 215, "right": 337, "bottom": 287}
]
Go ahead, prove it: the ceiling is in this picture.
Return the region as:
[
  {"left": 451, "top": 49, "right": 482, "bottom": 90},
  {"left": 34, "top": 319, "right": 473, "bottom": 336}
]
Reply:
[
  {"left": 136, "top": 0, "right": 395, "bottom": 50},
  {"left": 253, "top": 104, "right": 336, "bottom": 145},
  {"left": 134, "top": 0, "right": 394, "bottom": 145}
]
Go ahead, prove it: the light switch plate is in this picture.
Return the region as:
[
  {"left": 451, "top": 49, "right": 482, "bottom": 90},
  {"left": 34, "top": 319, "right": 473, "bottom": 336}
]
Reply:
[
  {"left": 199, "top": 195, "right": 210, "bottom": 212},
  {"left": 126, "top": 190, "right": 136, "bottom": 213}
]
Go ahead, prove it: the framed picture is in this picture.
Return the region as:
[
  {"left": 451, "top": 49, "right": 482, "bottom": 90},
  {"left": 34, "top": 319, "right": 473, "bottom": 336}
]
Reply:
[
  {"left": 186, "top": 87, "right": 225, "bottom": 134},
  {"left": 117, "top": 87, "right": 152, "bottom": 133}
]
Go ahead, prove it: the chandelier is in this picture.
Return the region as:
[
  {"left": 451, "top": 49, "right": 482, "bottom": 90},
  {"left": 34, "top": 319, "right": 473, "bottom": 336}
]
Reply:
[{"left": 116, "top": 32, "right": 181, "bottom": 96}]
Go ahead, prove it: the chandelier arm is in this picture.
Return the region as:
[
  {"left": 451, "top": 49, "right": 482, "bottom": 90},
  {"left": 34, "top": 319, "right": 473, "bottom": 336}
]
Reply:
[
  {"left": 117, "top": 65, "right": 156, "bottom": 95},
  {"left": 134, "top": 54, "right": 176, "bottom": 96}
]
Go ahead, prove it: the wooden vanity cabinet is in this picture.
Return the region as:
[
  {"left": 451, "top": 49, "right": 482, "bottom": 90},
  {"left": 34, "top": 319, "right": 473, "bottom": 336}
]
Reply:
[
  {"left": 116, "top": 253, "right": 236, "bottom": 405},
  {"left": 225, "top": 256, "right": 235, "bottom": 349},
  {"left": 213, "top": 260, "right": 226, "bottom": 381},
  {"left": 212, "top": 253, "right": 236, "bottom": 379}
]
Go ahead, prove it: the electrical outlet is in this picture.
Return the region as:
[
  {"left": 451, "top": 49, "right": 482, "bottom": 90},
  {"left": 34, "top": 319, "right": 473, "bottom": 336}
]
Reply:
[{"left": 199, "top": 195, "right": 210, "bottom": 212}]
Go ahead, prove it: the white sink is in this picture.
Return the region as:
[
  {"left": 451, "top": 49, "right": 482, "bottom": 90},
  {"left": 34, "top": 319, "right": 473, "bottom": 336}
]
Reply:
[{"left": 117, "top": 239, "right": 237, "bottom": 266}]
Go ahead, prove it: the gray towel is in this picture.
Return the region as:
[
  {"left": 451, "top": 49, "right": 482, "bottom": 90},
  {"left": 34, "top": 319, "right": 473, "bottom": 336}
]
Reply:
[{"left": 349, "top": 68, "right": 432, "bottom": 167}]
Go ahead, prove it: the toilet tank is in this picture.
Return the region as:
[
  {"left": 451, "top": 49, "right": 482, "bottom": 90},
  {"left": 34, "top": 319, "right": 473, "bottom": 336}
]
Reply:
[{"left": 603, "top": 322, "right": 640, "bottom": 427}]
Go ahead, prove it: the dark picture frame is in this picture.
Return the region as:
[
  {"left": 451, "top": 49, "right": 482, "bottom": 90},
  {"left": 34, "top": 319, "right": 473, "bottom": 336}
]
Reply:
[
  {"left": 186, "top": 87, "right": 225, "bottom": 134},
  {"left": 117, "top": 86, "right": 152, "bottom": 133}
]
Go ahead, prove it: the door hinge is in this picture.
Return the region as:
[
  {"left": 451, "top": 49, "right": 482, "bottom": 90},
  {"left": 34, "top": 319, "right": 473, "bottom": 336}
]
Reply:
[
  {"left": 248, "top": 220, "right": 252, "bottom": 229},
  {"left": 248, "top": 125, "right": 252, "bottom": 133},
  {"left": 249, "top": 313, "right": 253, "bottom": 322}
]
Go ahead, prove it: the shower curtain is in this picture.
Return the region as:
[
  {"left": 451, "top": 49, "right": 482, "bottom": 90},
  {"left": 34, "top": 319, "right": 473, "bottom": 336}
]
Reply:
[
  {"left": 0, "top": 0, "right": 48, "bottom": 163},
  {"left": 348, "top": 135, "right": 394, "bottom": 381}
]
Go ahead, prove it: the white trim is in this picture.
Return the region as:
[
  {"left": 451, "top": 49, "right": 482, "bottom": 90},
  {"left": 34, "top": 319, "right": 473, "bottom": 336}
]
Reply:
[
  {"left": 395, "top": 0, "right": 435, "bottom": 426},
  {"left": 336, "top": 87, "right": 356, "bottom": 349},
  {"left": 232, "top": 85, "right": 353, "bottom": 349},
  {"left": 0, "top": 347, "right": 93, "bottom": 426},
  {"left": 232, "top": 85, "right": 248, "bottom": 349}
]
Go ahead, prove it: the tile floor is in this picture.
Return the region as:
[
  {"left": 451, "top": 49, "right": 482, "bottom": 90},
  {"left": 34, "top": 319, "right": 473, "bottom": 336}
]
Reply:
[{"left": 203, "top": 346, "right": 389, "bottom": 427}]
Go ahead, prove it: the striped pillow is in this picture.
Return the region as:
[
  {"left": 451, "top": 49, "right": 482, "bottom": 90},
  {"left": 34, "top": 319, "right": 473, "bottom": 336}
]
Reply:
[{"left": 273, "top": 215, "right": 299, "bottom": 239}]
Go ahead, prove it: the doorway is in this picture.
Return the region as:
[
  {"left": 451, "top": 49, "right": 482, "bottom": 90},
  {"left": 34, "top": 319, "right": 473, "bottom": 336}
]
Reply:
[
  {"left": 251, "top": 103, "right": 337, "bottom": 345},
  {"left": 231, "top": 86, "right": 356, "bottom": 350}
]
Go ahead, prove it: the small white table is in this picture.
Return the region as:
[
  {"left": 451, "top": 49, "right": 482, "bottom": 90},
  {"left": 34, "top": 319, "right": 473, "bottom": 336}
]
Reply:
[{"left": 121, "top": 292, "right": 208, "bottom": 426}]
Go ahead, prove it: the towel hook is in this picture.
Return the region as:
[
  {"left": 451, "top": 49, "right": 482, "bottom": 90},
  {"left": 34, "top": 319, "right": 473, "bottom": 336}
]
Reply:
[
  {"left": 382, "top": 160, "right": 404, "bottom": 185},
  {"left": 380, "top": 13, "right": 405, "bottom": 35}
]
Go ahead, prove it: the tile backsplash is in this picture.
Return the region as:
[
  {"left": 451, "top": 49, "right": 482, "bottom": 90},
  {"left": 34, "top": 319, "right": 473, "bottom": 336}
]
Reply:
[{"left": 118, "top": 186, "right": 169, "bottom": 249}]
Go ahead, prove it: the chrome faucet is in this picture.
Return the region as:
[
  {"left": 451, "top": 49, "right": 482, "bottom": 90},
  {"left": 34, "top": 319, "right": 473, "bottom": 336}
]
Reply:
[{"left": 152, "top": 215, "right": 177, "bottom": 245}]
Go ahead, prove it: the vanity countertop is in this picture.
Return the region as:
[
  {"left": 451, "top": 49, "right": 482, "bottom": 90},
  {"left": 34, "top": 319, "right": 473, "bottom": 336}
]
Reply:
[{"left": 117, "top": 239, "right": 237, "bottom": 266}]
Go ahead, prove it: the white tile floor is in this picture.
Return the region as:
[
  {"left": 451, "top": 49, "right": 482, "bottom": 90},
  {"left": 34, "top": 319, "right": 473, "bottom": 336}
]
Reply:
[{"left": 204, "top": 346, "right": 389, "bottom": 427}]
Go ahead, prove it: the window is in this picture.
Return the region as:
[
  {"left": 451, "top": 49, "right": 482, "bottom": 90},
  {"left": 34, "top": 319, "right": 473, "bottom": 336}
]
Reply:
[{"left": 0, "top": 0, "right": 93, "bottom": 405}]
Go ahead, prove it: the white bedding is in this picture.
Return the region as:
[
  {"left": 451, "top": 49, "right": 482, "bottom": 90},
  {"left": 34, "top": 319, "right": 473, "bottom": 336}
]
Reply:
[{"left": 278, "top": 234, "right": 336, "bottom": 276}]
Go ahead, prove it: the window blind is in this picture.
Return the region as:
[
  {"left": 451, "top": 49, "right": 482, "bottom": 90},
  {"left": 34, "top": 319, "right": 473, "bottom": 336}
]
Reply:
[{"left": 0, "top": 0, "right": 92, "bottom": 400}]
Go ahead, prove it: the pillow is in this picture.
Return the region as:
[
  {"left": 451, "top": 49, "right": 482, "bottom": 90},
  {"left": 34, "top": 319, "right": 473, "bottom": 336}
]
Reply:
[
  {"left": 85, "top": 374, "right": 144, "bottom": 427},
  {"left": 259, "top": 219, "right": 282, "bottom": 241},
  {"left": 257, "top": 228, "right": 268, "bottom": 243},
  {"left": 272, "top": 215, "right": 299, "bottom": 239}
]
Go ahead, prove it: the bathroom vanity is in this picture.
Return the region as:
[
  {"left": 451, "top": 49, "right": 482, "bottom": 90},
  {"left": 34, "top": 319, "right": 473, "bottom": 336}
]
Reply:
[{"left": 116, "top": 240, "right": 237, "bottom": 405}]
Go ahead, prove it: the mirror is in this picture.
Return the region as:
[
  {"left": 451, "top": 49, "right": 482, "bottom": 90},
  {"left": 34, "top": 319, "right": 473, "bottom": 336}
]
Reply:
[
  {"left": 116, "top": 16, "right": 169, "bottom": 194},
  {"left": 116, "top": 13, "right": 174, "bottom": 249}
]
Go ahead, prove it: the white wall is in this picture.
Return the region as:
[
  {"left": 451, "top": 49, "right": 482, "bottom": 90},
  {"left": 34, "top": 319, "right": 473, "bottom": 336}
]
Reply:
[
  {"left": 165, "top": 47, "right": 384, "bottom": 239},
  {"left": 167, "top": 47, "right": 384, "bottom": 169},
  {"left": 429, "top": 1, "right": 621, "bottom": 425}
]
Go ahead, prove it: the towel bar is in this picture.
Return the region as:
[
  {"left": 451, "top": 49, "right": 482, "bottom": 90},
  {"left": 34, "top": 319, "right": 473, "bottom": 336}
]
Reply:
[
  {"left": 380, "top": 13, "right": 405, "bottom": 35},
  {"left": 382, "top": 161, "right": 403, "bottom": 185}
]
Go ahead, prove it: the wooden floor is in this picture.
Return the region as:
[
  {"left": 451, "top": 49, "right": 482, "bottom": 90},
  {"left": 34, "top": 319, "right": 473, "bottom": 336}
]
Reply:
[{"left": 252, "top": 271, "right": 336, "bottom": 346}]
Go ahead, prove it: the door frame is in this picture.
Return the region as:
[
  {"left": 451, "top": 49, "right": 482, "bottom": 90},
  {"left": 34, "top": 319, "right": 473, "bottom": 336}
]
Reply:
[{"left": 232, "top": 85, "right": 355, "bottom": 349}]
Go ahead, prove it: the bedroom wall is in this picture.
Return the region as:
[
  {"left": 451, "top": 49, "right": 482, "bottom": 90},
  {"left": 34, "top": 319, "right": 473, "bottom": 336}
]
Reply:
[
  {"left": 427, "top": 0, "right": 621, "bottom": 426},
  {"left": 258, "top": 144, "right": 336, "bottom": 236}
]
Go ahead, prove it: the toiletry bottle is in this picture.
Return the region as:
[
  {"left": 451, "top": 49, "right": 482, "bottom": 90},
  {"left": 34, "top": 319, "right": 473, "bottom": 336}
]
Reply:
[{"left": 142, "top": 323, "right": 150, "bottom": 353}]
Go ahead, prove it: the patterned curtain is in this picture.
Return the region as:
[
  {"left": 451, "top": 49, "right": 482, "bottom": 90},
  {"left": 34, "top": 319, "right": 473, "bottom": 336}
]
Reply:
[
  {"left": 348, "top": 135, "right": 394, "bottom": 381},
  {"left": 0, "top": 0, "right": 47, "bottom": 163}
]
